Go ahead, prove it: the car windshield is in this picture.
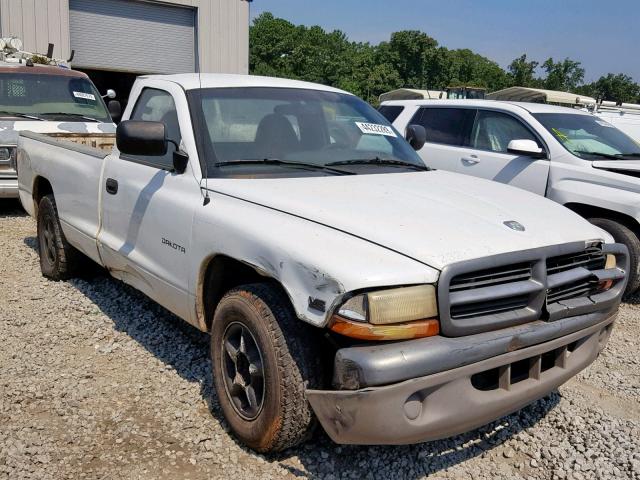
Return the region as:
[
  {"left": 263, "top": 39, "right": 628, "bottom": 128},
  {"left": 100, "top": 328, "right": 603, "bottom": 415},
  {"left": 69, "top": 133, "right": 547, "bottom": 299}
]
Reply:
[
  {"left": 533, "top": 112, "right": 640, "bottom": 160},
  {"left": 0, "top": 73, "right": 111, "bottom": 122},
  {"left": 189, "top": 87, "right": 425, "bottom": 176}
]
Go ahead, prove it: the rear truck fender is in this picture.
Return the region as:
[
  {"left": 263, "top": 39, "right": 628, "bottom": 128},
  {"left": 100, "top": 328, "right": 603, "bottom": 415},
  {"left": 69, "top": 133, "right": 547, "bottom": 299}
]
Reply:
[{"left": 189, "top": 192, "right": 440, "bottom": 331}]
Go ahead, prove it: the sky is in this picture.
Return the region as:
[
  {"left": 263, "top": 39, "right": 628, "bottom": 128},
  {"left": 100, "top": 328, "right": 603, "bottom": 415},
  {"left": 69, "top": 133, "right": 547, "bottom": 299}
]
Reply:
[{"left": 250, "top": 0, "right": 639, "bottom": 83}]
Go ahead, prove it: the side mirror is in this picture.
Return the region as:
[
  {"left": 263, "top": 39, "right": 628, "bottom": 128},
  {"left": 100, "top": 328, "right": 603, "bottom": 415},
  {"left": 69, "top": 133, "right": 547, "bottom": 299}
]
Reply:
[
  {"left": 405, "top": 124, "right": 427, "bottom": 151},
  {"left": 507, "top": 139, "right": 546, "bottom": 158},
  {"left": 173, "top": 150, "right": 189, "bottom": 174},
  {"left": 116, "top": 120, "right": 167, "bottom": 156},
  {"left": 108, "top": 100, "right": 122, "bottom": 121},
  {"left": 103, "top": 89, "right": 116, "bottom": 99}
]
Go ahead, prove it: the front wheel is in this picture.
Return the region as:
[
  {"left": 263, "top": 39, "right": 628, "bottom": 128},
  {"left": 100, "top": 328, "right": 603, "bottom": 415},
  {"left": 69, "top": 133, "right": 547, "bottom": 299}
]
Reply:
[
  {"left": 210, "top": 283, "right": 324, "bottom": 452},
  {"left": 588, "top": 217, "right": 640, "bottom": 295}
]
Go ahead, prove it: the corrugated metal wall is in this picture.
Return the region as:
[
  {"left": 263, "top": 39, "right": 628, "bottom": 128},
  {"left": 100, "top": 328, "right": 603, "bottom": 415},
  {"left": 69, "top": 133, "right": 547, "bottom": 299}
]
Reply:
[
  {"left": 0, "top": 0, "right": 70, "bottom": 61},
  {"left": 0, "top": 0, "right": 249, "bottom": 74}
]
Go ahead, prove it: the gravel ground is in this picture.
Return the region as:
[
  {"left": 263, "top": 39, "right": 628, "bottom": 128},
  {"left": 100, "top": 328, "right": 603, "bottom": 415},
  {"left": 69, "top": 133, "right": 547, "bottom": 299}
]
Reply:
[{"left": 0, "top": 199, "right": 639, "bottom": 480}]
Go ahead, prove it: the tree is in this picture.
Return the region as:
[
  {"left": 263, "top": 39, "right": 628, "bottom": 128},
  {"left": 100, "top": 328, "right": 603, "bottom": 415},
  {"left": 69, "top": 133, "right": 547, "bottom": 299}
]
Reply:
[
  {"left": 382, "top": 30, "right": 438, "bottom": 88},
  {"left": 578, "top": 73, "right": 640, "bottom": 103},
  {"left": 541, "top": 57, "right": 585, "bottom": 91},
  {"left": 249, "top": 12, "right": 639, "bottom": 106},
  {"left": 508, "top": 54, "right": 539, "bottom": 87}
]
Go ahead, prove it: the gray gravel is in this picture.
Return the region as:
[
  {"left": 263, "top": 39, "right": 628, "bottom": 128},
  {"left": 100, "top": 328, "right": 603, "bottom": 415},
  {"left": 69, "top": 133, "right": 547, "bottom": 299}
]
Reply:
[{"left": 1, "top": 198, "right": 639, "bottom": 480}]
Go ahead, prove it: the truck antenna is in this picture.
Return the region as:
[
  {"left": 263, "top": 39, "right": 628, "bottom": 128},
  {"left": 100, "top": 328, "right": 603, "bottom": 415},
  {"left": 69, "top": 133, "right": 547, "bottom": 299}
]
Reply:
[{"left": 198, "top": 67, "right": 211, "bottom": 206}]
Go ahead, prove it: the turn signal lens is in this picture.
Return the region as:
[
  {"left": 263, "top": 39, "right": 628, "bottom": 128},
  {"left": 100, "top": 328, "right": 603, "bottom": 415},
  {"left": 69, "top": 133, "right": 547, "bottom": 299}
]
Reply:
[{"left": 329, "top": 315, "right": 439, "bottom": 341}]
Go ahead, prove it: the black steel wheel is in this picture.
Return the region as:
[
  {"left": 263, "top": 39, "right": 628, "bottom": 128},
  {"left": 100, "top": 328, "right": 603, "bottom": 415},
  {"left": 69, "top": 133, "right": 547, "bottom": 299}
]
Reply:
[
  {"left": 221, "top": 321, "right": 265, "bottom": 420},
  {"left": 37, "top": 194, "right": 85, "bottom": 281},
  {"left": 210, "top": 283, "right": 324, "bottom": 452}
]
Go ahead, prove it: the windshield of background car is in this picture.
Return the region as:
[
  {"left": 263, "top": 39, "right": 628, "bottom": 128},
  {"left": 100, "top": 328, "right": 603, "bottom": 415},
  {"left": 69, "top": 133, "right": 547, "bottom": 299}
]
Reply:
[
  {"left": 533, "top": 112, "right": 640, "bottom": 160},
  {"left": 189, "top": 87, "right": 425, "bottom": 176},
  {"left": 0, "top": 73, "right": 111, "bottom": 122}
]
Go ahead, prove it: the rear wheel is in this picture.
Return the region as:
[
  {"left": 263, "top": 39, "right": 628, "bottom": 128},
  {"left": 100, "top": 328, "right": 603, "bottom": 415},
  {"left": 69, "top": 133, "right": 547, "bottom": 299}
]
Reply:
[
  {"left": 37, "top": 194, "right": 86, "bottom": 281},
  {"left": 588, "top": 217, "right": 640, "bottom": 295},
  {"left": 210, "top": 283, "right": 324, "bottom": 452}
]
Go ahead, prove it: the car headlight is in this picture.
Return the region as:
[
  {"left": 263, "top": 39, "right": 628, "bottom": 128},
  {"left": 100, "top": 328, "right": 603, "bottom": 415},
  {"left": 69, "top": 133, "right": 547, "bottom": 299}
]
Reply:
[
  {"left": 330, "top": 285, "right": 439, "bottom": 340},
  {"left": 0, "top": 146, "right": 14, "bottom": 162}
]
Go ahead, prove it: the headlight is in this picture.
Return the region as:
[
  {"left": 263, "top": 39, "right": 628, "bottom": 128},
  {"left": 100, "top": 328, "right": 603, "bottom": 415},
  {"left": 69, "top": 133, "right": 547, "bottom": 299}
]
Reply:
[
  {"left": 331, "top": 285, "right": 439, "bottom": 341},
  {"left": 338, "top": 285, "right": 437, "bottom": 324},
  {"left": 0, "top": 146, "right": 14, "bottom": 162}
]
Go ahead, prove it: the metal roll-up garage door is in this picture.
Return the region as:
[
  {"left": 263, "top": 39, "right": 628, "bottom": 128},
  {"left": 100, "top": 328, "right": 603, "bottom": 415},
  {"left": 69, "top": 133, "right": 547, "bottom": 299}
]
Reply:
[{"left": 69, "top": 0, "right": 196, "bottom": 74}]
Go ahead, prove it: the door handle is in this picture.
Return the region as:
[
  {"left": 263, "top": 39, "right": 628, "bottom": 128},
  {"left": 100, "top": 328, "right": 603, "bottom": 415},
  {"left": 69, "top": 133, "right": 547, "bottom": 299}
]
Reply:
[
  {"left": 105, "top": 178, "right": 118, "bottom": 195},
  {"left": 461, "top": 155, "right": 479, "bottom": 166}
]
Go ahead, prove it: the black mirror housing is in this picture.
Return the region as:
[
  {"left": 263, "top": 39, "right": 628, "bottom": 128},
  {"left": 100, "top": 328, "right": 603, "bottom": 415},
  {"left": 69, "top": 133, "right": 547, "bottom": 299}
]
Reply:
[
  {"left": 405, "top": 124, "right": 427, "bottom": 151},
  {"left": 173, "top": 150, "right": 189, "bottom": 174},
  {"left": 108, "top": 100, "right": 122, "bottom": 122},
  {"left": 116, "top": 120, "right": 167, "bottom": 156}
]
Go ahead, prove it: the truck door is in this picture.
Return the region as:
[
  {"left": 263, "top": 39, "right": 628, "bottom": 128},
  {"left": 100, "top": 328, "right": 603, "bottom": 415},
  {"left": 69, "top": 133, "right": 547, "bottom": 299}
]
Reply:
[
  {"left": 410, "top": 107, "right": 476, "bottom": 173},
  {"left": 98, "top": 85, "right": 200, "bottom": 321},
  {"left": 460, "top": 109, "right": 550, "bottom": 195}
]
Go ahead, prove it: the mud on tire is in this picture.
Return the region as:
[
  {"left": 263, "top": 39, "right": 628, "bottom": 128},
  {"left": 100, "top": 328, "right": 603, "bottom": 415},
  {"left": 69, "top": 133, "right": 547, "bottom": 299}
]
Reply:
[
  {"left": 37, "top": 194, "right": 87, "bottom": 281},
  {"left": 210, "top": 283, "right": 324, "bottom": 452}
]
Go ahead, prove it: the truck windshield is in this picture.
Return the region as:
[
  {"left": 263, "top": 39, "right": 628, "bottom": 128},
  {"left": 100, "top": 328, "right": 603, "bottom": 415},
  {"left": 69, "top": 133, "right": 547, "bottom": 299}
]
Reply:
[
  {"left": 189, "top": 87, "right": 425, "bottom": 176},
  {"left": 0, "top": 73, "right": 111, "bottom": 123},
  {"left": 533, "top": 113, "right": 640, "bottom": 160}
]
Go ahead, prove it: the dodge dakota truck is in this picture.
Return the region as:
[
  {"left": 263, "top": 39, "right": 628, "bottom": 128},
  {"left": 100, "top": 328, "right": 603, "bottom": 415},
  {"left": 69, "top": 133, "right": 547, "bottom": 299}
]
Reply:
[
  {"left": 381, "top": 99, "right": 640, "bottom": 295},
  {"left": 18, "top": 74, "right": 628, "bottom": 452}
]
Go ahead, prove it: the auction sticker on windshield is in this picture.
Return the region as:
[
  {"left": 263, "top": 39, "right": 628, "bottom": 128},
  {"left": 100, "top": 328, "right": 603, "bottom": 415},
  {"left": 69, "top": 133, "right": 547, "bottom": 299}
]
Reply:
[
  {"left": 73, "top": 91, "right": 96, "bottom": 101},
  {"left": 356, "top": 122, "right": 397, "bottom": 137}
]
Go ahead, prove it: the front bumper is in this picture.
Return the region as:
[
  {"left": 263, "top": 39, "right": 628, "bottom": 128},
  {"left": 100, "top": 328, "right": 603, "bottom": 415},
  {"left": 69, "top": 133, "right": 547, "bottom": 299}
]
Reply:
[
  {"left": 307, "top": 312, "right": 615, "bottom": 445},
  {"left": 0, "top": 177, "right": 19, "bottom": 198}
]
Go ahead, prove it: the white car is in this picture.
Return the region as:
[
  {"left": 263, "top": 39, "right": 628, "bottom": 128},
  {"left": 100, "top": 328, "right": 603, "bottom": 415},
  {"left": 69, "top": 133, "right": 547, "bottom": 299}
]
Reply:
[
  {"left": 381, "top": 99, "right": 640, "bottom": 293},
  {"left": 17, "top": 75, "right": 627, "bottom": 452}
]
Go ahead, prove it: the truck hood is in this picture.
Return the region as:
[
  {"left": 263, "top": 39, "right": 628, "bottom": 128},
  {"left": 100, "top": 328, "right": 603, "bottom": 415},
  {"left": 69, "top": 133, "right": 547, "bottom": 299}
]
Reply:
[
  {"left": 0, "top": 120, "right": 115, "bottom": 144},
  {"left": 211, "top": 170, "right": 607, "bottom": 269}
]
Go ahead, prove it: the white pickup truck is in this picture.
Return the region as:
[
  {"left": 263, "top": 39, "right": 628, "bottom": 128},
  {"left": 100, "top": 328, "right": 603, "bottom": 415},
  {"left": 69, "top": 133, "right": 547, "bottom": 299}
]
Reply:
[
  {"left": 18, "top": 74, "right": 627, "bottom": 452},
  {"left": 0, "top": 62, "right": 118, "bottom": 198},
  {"left": 381, "top": 99, "right": 640, "bottom": 294}
]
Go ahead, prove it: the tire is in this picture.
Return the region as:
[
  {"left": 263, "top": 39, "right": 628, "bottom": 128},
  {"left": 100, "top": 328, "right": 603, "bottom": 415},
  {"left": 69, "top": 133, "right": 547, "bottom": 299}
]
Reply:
[
  {"left": 37, "top": 194, "right": 85, "bottom": 281},
  {"left": 210, "top": 283, "right": 324, "bottom": 452},
  {"left": 588, "top": 217, "right": 640, "bottom": 295}
]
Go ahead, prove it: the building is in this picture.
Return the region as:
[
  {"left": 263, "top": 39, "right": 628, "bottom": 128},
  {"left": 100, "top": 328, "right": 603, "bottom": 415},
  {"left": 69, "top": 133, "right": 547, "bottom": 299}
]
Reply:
[{"left": 0, "top": 0, "right": 250, "bottom": 103}]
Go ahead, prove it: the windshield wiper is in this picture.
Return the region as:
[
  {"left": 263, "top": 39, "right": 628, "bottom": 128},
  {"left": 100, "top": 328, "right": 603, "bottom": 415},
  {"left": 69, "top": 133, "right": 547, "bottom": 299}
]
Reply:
[
  {"left": 0, "top": 111, "right": 44, "bottom": 121},
  {"left": 573, "top": 150, "right": 620, "bottom": 160},
  {"left": 215, "top": 158, "right": 355, "bottom": 175},
  {"left": 615, "top": 152, "right": 640, "bottom": 159},
  {"left": 39, "top": 112, "right": 101, "bottom": 122},
  {"left": 326, "top": 157, "right": 430, "bottom": 171}
]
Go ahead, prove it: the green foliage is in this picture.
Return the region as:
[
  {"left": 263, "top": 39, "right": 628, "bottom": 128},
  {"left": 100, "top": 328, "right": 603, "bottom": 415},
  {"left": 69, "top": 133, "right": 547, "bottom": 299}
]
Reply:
[
  {"left": 576, "top": 73, "right": 640, "bottom": 103},
  {"left": 508, "top": 54, "right": 539, "bottom": 87},
  {"left": 541, "top": 57, "right": 585, "bottom": 91},
  {"left": 249, "top": 12, "right": 639, "bottom": 105}
]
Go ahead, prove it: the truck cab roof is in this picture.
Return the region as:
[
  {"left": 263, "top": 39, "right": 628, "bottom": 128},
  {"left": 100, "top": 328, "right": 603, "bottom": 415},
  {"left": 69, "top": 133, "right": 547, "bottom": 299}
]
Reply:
[
  {"left": 0, "top": 62, "right": 88, "bottom": 78},
  {"left": 139, "top": 73, "right": 352, "bottom": 94}
]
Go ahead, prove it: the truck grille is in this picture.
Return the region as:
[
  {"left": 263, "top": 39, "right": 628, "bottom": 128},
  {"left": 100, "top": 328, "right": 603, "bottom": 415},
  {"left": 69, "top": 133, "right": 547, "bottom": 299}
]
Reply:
[
  {"left": 546, "top": 248, "right": 607, "bottom": 303},
  {"left": 449, "top": 263, "right": 533, "bottom": 319},
  {"left": 438, "top": 243, "right": 626, "bottom": 336}
]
